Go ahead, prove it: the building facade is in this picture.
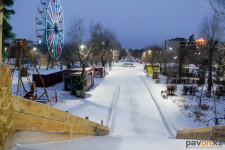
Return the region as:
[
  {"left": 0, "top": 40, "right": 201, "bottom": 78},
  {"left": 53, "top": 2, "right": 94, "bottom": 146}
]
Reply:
[{"left": 161, "top": 37, "right": 188, "bottom": 52}]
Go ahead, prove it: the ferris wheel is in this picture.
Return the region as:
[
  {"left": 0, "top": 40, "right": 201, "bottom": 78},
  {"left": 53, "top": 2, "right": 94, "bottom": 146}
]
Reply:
[{"left": 36, "top": 0, "right": 64, "bottom": 60}]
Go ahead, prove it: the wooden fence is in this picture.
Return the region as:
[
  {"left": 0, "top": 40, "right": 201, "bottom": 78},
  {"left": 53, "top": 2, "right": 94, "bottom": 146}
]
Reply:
[
  {"left": 177, "top": 126, "right": 225, "bottom": 142},
  {"left": 0, "top": 64, "right": 15, "bottom": 150},
  {"left": 0, "top": 64, "right": 109, "bottom": 150},
  {"left": 12, "top": 95, "right": 109, "bottom": 145}
]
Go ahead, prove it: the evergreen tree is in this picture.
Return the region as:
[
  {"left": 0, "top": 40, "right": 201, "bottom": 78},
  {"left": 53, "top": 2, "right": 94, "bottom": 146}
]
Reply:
[
  {"left": 187, "top": 34, "right": 197, "bottom": 50},
  {"left": 2, "top": 0, "right": 15, "bottom": 60}
]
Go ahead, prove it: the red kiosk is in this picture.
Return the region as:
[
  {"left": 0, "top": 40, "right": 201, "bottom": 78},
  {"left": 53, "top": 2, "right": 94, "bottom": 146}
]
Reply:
[{"left": 62, "top": 67, "right": 95, "bottom": 91}]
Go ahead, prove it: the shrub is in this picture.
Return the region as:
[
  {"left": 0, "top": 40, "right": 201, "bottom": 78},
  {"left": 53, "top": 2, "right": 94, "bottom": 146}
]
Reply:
[
  {"left": 189, "top": 86, "right": 197, "bottom": 95},
  {"left": 155, "top": 79, "right": 160, "bottom": 84},
  {"left": 189, "top": 86, "right": 193, "bottom": 95},
  {"left": 192, "top": 80, "right": 196, "bottom": 84},
  {"left": 183, "top": 104, "right": 188, "bottom": 110},
  {"left": 199, "top": 104, "right": 209, "bottom": 111},
  {"left": 167, "top": 84, "right": 176, "bottom": 95},
  {"left": 193, "top": 110, "right": 204, "bottom": 118},
  {"left": 183, "top": 86, "right": 190, "bottom": 95}
]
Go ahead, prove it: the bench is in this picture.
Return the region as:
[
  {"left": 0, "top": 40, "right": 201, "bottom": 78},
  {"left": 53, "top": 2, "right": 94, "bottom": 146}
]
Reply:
[{"left": 122, "top": 63, "right": 135, "bottom": 67}]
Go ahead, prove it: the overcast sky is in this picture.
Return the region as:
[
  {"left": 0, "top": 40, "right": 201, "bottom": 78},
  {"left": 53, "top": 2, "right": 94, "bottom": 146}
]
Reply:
[{"left": 9, "top": 0, "right": 212, "bottom": 49}]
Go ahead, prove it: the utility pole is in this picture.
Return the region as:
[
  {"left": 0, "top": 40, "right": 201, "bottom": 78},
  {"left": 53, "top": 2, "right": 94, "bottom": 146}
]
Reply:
[{"left": 0, "top": 0, "right": 3, "bottom": 65}]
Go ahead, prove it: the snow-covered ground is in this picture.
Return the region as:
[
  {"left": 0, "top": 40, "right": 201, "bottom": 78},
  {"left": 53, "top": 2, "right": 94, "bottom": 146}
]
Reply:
[
  {"left": 148, "top": 73, "right": 225, "bottom": 128},
  {"left": 12, "top": 62, "right": 224, "bottom": 150}
]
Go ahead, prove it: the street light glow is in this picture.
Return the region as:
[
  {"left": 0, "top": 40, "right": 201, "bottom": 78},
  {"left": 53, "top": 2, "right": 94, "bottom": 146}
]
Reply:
[
  {"left": 80, "top": 45, "right": 85, "bottom": 49},
  {"left": 33, "top": 47, "right": 36, "bottom": 51},
  {"left": 169, "top": 47, "right": 172, "bottom": 50}
]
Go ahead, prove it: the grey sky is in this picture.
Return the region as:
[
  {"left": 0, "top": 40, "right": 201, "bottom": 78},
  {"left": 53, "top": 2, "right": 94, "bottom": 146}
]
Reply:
[{"left": 10, "top": 0, "right": 212, "bottom": 49}]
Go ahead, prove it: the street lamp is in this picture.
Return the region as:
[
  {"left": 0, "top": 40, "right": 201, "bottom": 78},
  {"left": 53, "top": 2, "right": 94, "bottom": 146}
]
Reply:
[
  {"left": 109, "top": 49, "right": 113, "bottom": 71},
  {"left": 79, "top": 44, "right": 85, "bottom": 67},
  {"left": 33, "top": 47, "right": 36, "bottom": 73},
  {"left": 80, "top": 45, "right": 85, "bottom": 49}
]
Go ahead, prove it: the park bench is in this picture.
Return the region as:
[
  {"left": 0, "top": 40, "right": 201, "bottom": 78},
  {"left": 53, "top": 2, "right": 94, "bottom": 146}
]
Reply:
[{"left": 122, "top": 63, "right": 135, "bottom": 67}]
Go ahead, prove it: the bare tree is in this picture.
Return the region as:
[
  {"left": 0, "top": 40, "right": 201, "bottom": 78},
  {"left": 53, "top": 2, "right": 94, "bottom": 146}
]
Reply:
[
  {"left": 197, "top": 13, "right": 222, "bottom": 97},
  {"left": 66, "top": 16, "right": 95, "bottom": 98},
  {"left": 210, "top": 0, "right": 225, "bottom": 21},
  {"left": 77, "top": 44, "right": 96, "bottom": 98},
  {"left": 66, "top": 16, "right": 86, "bottom": 67},
  {"left": 161, "top": 50, "right": 171, "bottom": 75},
  {"left": 210, "top": 0, "right": 225, "bottom": 63},
  {"left": 144, "top": 45, "right": 161, "bottom": 70},
  {"left": 89, "top": 22, "right": 117, "bottom": 68}
]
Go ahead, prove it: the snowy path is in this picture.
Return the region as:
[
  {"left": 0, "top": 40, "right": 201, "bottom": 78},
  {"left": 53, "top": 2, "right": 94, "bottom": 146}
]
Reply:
[{"left": 15, "top": 63, "right": 200, "bottom": 150}]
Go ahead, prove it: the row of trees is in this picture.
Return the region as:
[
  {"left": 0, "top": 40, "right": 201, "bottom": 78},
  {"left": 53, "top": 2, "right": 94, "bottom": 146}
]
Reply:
[
  {"left": 197, "top": 0, "right": 225, "bottom": 98},
  {"left": 61, "top": 17, "right": 119, "bottom": 68},
  {"left": 140, "top": 0, "right": 225, "bottom": 99},
  {"left": 60, "top": 16, "right": 120, "bottom": 97}
]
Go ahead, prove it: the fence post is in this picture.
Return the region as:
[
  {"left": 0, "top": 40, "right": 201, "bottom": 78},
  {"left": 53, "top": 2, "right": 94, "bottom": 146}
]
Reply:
[
  {"left": 101, "top": 120, "right": 103, "bottom": 126},
  {"left": 0, "top": 64, "right": 15, "bottom": 150}
]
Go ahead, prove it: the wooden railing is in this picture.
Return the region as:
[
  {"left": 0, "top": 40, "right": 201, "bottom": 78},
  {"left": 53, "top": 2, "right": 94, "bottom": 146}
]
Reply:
[
  {"left": 12, "top": 95, "right": 109, "bottom": 145},
  {"left": 0, "top": 64, "right": 109, "bottom": 150},
  {"left": 177, "top": 126, "right": 225, "bottom": 142}
]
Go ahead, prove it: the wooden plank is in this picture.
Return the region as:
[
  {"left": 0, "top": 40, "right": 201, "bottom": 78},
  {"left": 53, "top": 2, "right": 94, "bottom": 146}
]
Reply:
[
  {"left": 214, "top": 131, "right": 225, "bottom": 136},
  {"left": 193, "top": 136, "right": 211, "bottom": 140},
  {"left": 214, "top": 126, "right": 225, "bottom": 131},
  {"left": 212, "top": 137, "right": 225, "bottom": 142},
  {"left": 0, "top": 64, "right": 16, "bottom": 150},
  {"left": 178, "top": 126, "right": 212, "bottom": 133},
  {"left": 12, "top": 95, "right": 68, "bottom": 122},
  {"left": 0, "top": 0, "right": 3, "bottom": 65},
  {"left": 15, "top": 130, "right": 71, "bottom": 145},
  {"left": 13, "top": 112, "right": 71, "bottom": 132}
]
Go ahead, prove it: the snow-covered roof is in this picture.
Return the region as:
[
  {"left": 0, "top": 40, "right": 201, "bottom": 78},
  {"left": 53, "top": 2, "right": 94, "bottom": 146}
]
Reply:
[
  {"left": 183, "top": 64, "right": 199, "bottom": 69},
  {"left": 33, "top": 70, "right": 62, "bottom": 75}
]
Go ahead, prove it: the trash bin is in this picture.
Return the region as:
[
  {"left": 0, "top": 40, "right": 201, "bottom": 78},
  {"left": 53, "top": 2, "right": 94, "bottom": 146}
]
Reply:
[
  {"left": 70, "top": 72, "right": 87, "bottom": 97},
  {"left": 70, "top": 73, "right": 81, "bottom": 95},
  {"left": 152, "top": 71, "right": 159, "bottom": 79}
]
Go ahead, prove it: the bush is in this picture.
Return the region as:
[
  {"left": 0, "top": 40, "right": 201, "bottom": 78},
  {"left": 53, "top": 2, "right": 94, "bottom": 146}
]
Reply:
[
  {"left": 190, "top": 86, "right": 197, "bottom": 95},
  {"left": 215, "top": 86, "right": 225, "bottom": 97},
  {"left": 183, "top": 104, "right": 188, "bottom": 110},
  {"left": 193, "top": 110, "right": 204, "bottom": 118},
  {"left": 183, "top": 86, "right": 190, "bottom": 95},
  {"left": 155, "top": 79, "right": 160, "bottom": 84},
  {"left": 166, "top": 84, "right": 176, "bottom": 95},
  {"left": 199, "top": 104, "right": 209, "bottom": 111}
]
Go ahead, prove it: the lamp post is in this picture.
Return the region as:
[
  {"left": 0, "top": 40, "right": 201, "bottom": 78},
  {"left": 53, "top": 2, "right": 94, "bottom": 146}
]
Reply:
[
  {"left": 113, "top": 50, "right": 115, "bottom": 67},
  {"left": 33, "top": 47, "right": 36, "bottom": 73},
  {"left": 79, "top": 44, "right": 85, "bottom": 67},
  {"left": 109, "top": 49, "right": 112, "bottom": 71}
]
